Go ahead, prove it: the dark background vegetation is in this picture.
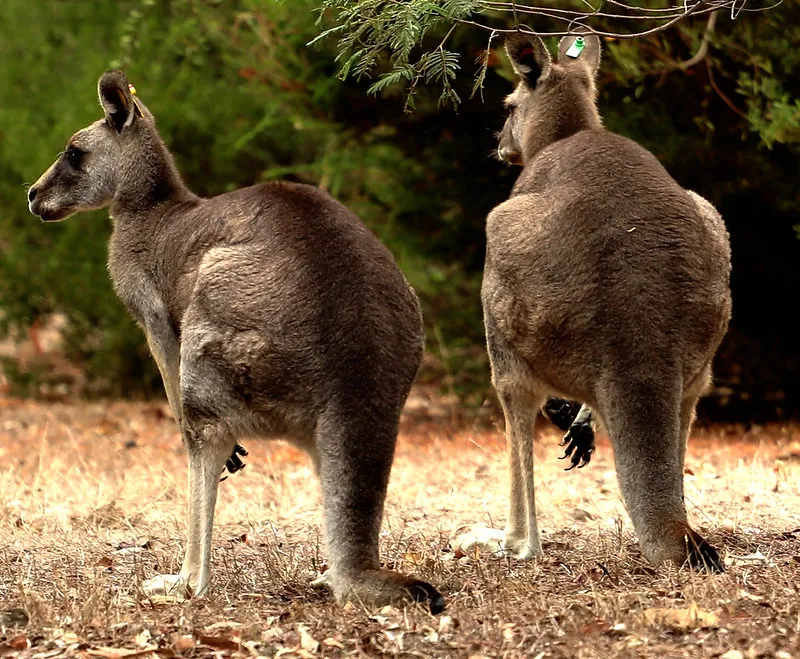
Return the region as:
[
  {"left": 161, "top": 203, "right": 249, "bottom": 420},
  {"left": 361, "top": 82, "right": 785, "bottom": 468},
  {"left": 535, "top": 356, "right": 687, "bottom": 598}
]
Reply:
[{"left": 0, "top": 0, "right": 798, "bottom": 421}]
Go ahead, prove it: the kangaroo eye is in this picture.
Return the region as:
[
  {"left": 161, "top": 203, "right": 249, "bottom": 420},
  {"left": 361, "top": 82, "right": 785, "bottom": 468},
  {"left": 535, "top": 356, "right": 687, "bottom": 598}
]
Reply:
[{"left": 64, "top": 146, "right": 85, "bottom": 169}]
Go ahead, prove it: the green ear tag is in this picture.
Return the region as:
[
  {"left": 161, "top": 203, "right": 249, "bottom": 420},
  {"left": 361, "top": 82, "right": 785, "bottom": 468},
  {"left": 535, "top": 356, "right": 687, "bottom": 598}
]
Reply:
[{"left": 566, "top": 36, "right": 585, "bottom": 59}]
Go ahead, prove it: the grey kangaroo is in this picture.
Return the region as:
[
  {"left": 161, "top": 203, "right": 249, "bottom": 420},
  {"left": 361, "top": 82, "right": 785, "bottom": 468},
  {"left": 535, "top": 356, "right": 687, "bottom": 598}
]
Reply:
[
  {"left": 27, "top": 71, "right": 444, "bottom": 613},
  {"left": 474, "top": 33, "right": 731, "bottom": 568}
]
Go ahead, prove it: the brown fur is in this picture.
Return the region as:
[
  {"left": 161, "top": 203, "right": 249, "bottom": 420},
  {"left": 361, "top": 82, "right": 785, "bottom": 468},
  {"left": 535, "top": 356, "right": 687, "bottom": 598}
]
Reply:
[
  {"left": 28, "top": 71, "right": 444, "bottom": 613},
  {"left": 483, "top": 33, "right": 732, "bottom": 568}
]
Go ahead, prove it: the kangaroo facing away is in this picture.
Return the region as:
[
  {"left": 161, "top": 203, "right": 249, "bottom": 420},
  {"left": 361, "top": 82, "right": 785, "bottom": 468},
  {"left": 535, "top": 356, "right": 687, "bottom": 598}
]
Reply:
[
  {"left": 27, "top": 71, "right": 444, "bottom": 613},
  {"left": 474, "top": 33, "right": 731, "bottom": 569}
]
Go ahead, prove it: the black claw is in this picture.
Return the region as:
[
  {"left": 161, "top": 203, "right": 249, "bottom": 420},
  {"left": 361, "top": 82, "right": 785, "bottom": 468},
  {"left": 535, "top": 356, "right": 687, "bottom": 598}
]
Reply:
[
  {"left": 686, "top": 532, "right": 724, "bottom": 573},
  {"left": 558, "top": 421, "right": 595, "bottom": 471},
  {"left": 222, "top": 443, "right": 249, "bottom": 479},
  {"left": 407, "top": 580, "right": 446, "bottom": 615},
  {"left": 541, "top": 398, "right": 582, "bottom": 432}
]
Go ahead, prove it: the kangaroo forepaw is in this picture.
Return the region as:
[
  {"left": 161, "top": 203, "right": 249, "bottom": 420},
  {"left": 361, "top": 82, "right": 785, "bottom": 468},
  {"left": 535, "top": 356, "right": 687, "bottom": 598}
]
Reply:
[
  {"left": 558, "top": 421, "right": 595, "bottom": 470},
  {"left": 686, "top": 531, "right": 724, "bottom": 573},
  {"left": 221, "top": 443, "right": 248, "bottom": 480},
  {"left": 541, "top": 398, "right": 582, "bottom": 431}
]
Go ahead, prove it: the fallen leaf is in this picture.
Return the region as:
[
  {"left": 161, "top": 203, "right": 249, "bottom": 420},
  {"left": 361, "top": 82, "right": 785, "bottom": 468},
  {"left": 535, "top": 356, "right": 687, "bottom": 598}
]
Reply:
[
  {"left": 402, "top": 552, "right": 423, "bottom": 565},
  {"left": 261, "top": 627, "right": 284, "bottom": 643},
  {"left": 438, "top": 615, "right": 458, "bottom": 636},
  {"left": 579, "top": 619, "right": 609, "bottom": 636},
  {"left": 205, "top": 621, "right": 243, "bottom": 632},
  {"left": 56, "top": 632, "right": 82, "bottom": 645},
  {"left": 194, "top": 632, "right": 240, "bottom": 652},
  {"left": 87, "top": 646, "right": 158, "bottom": 659},
  {"left": 729, "top": 550, "right": 768, "bottom": 566},
  {"left": 642, "top": 602, "right": 719, "bottom": 629},
  {"left": 134, "top": 630, "right": 151, "bottom": 648},
  {"left": 143, "top": 594, "right": 185, "bottom": 605},
  {"left": 450, "top": 525, "right": 504, "bottom": 558},
  {"left": 8, "top": 636, "right": 30, "bottom": 650},
  {"left": 297, "top": 625, "right": 319, "bottom": 653},
  {"left": 719, "top": 651, "right": 744, "bottom": 659},
  {"left": 171, "top": 635, "right": 195, "bottom": 652}
]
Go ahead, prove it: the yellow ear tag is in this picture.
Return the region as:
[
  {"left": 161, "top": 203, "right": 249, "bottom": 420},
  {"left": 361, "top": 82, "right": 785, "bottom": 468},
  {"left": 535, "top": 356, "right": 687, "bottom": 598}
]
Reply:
[{"left": 127, "top": 83, "right": 144, "bottom": 117}]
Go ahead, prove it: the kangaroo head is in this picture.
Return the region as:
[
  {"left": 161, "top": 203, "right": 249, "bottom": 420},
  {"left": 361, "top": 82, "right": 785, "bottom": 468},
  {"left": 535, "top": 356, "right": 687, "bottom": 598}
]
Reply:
[
  {"left": 497, "top": 32, "right": 603, "bottom": 166},
  {"left": 28, "top": 71, "right": 171, "bottom": 222}
]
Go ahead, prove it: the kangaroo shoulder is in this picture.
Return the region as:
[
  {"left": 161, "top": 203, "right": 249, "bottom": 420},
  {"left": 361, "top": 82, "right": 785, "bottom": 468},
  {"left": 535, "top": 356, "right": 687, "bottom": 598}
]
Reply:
[
  {"left": 487, "top": 194, "right": 552, "bottom": 237},
  {"left": 685, "top": 189, "right": 731, "bottom": 261}
]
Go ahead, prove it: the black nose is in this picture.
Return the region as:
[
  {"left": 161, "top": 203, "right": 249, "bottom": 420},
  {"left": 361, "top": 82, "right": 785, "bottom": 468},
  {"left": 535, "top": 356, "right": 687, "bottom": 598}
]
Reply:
[{"left": 28, "top": 187, "right": 38, "bottom": 202}]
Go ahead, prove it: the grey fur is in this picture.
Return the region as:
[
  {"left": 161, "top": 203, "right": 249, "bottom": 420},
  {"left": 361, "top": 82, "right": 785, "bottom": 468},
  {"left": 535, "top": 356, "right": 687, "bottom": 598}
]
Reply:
[
  {"left": 28, "top": 70, "right": 444, "bottom": 613},
  {"left": 484, "top": 33, "right": 732, "bottom": 567}
]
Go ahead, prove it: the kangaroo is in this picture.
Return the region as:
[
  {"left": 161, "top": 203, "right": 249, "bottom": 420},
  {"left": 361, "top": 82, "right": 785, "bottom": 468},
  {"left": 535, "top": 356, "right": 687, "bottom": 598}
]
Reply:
[
  {"left": 473, "top": 33, "right": 731, "bottom": 568},
  {"left": 27, "top": 71, "right": 444, "bottom": 613}
]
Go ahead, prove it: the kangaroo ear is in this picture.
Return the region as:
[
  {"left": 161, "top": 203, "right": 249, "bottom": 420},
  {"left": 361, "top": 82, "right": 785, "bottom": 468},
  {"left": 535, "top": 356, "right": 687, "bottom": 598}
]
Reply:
[
  {"left": 505, "top": 34, "right": 551, "bottom": 86},
  {"left": 557, "top": 32, "right": 602, "bottom": 74},
  {"left": 98, "top": 70, "right": 137, "bottom": 133}
]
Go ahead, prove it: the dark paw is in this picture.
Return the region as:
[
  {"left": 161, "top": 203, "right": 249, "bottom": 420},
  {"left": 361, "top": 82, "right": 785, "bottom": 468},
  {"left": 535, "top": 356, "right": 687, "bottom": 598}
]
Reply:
[
  {"left": 221, "top": 444, "right": 248, "bottom": 480},
  {"left": 686, "top": 531, "right": 724, "bottom": 573},
  {"left": 541, "top": 398, "right": 582, "bottom": 431},
  {"left": 558, "top": 421, "right": 595, "bottom": 470},
  {"left": 406, "top": 579, "right": 446, "bottom": 615}
]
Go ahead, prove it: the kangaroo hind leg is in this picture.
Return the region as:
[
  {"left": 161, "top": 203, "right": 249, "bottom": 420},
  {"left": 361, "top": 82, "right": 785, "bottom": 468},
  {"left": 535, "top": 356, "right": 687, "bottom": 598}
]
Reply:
[
  {"left": 315, "top": 406, "right": 445, "bottom": 613},
  {"left": 598, "top": 375, "right": 721, "bottom": 571}
]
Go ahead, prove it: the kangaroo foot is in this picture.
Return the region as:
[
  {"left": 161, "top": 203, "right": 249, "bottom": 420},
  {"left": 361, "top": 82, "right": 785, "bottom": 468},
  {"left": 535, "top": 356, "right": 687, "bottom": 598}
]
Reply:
[
  {"left": 328, "top": 569, "right": 445, "bottom": 614},
  {"left": 558, "top": 421, "right": 595, "bottom": 470},
  {"left": 142, "top": 573, "right": 196, "bottom": 600},
  {"left": 450, "top": 525, "right": 540, "bottom": 560}
]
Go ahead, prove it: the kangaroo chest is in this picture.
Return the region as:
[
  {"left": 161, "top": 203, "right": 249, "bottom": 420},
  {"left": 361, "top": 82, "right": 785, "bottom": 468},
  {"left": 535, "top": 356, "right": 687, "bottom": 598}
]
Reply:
[{"left": 107, "top": 225, "right": 172, "bottom": 330}]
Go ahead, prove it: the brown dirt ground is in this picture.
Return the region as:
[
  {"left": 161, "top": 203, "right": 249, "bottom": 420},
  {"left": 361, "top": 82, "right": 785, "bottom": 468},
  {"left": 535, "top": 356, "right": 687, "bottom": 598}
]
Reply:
[{"left": 1, "top": 396, "right": 799, "bottom": 658}]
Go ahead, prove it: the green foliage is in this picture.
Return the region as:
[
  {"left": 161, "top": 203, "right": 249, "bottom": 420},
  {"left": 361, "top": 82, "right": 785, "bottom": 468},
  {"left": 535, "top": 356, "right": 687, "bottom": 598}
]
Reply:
[
  {"left": 0, "top": 0, "right": 798, "bottom": 416},
  {"left": 316, "top": 0, "right": 483, "bottom": 106},
  {"left": 0, "top": 0, "right": 486, "bottom": 396}
]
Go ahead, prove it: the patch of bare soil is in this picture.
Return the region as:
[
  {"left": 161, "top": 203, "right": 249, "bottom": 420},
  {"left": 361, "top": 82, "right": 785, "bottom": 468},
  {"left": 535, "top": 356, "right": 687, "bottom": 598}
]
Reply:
[{"left": 1, "top": 397, "right": 799, "bottom": 658}]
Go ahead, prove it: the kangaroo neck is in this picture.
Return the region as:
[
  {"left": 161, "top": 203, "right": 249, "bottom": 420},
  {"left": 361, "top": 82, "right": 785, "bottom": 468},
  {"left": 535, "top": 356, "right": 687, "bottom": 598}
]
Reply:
[
  {"left": 522, "top": 85, "right": 602, "bottom": 163},
  {"left": 109, "top": 135, "right": 199, "bottom": 219}
]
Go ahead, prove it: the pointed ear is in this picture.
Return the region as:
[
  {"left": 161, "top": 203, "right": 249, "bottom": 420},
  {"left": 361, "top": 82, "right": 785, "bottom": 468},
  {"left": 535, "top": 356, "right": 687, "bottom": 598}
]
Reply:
[
  {"left": 557, "top": 32, "right": 602, "bottom": 75},
  {"left": 505, "top": 34, "right": 551, "bottom": 86},
  {"left": 98, "top": 71, "right": 136, "bottom": 133}
]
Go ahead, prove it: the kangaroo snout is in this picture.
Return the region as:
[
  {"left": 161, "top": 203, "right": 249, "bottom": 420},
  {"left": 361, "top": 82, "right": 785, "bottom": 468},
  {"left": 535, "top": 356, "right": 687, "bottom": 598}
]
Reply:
[{"left": 497, "top": 146, "right": 521, "bottom": 164}]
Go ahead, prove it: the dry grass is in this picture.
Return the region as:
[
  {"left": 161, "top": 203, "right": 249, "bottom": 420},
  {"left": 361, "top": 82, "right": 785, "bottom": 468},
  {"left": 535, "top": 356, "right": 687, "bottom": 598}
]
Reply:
[{"left": 1, "top": 396, "right": 799, "bottom": 658}]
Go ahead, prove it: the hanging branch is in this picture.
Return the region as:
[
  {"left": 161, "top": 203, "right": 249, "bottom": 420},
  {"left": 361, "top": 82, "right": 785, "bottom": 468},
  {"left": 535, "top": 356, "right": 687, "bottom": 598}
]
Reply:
[{"left": 312, "top": 0, "right": 783, "bottom": 107}]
